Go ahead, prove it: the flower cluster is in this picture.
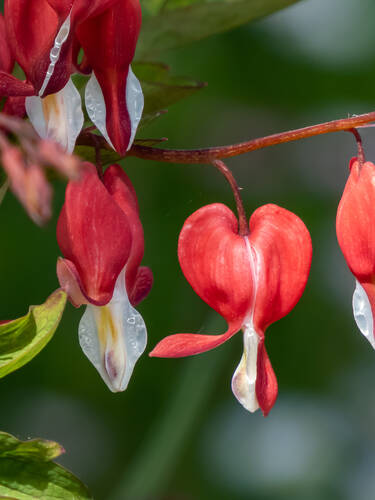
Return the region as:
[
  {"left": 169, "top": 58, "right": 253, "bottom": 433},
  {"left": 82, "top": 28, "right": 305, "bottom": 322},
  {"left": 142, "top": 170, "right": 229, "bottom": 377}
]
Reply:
[
  {"left": 57, "top": 154, "right": 314, "bottom": 415},
  {"left": 0, "top": 0, "right": 143, "bottom": 153},
  {"left": 1, "top": 0, "right": 372, "bottom": 419}
]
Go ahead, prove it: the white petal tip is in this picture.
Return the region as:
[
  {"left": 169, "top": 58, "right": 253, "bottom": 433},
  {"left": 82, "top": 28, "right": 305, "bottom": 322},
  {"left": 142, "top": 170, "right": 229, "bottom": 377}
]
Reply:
[
  {"left": 231, "top": 324, "right": 260, "bottom": 413},
  {"left": 85, "top": 66, "right": 143, "bottom": 152},
  {"left": 78, "top": 269, "right": 147, "bottom": 392},
  {"left": 126, "top": 66, "right": 144, "bottom": 150},
  {"left": 352, "top": 279, "right": 375, "bottom": 349},
  {"left": 26, "top": 79, "right": 84, "bottom": 153}
]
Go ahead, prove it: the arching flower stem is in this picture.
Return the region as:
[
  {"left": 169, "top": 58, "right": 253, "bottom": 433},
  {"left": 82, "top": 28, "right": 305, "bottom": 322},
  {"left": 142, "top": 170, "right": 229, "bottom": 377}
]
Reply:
[
  {"left": 349, "top": 128, "right": 365, "bottom": 168},
  {"left": 212, "top": 159, "right": 248, "bottom": 236},
  {"left": 87, "top": 110, "right": 375, "bottom": 164}
]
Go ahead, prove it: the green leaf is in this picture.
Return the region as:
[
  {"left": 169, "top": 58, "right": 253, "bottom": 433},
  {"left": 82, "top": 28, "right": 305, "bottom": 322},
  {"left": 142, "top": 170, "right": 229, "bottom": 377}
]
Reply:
[
  {"left": 0, "top": 433, "right": 92, "bottom": 500},
  {"left": 133, "top": 61, "right": 206, "bottom": 116},
  {"left": 0, "top": 433, "right": 64, "bottom": 462},
  {"left": 74, "top": 145, "right": 123, "bottom": 166},
  {"left": 138, "top": 0, "right": 301, "bottom": 56},
  {"left": 0, "top": 289, "right": 67, "bottom": 378}
]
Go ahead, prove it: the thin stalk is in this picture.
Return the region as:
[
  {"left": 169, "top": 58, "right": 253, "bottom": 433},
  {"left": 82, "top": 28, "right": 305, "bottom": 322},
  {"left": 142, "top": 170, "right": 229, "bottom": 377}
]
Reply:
[
  {"left": 349, "top": 128, "right": 365, "bottom": 167},
  {"left": 212, "top": 159, "right": 248, "bottom": 236}
]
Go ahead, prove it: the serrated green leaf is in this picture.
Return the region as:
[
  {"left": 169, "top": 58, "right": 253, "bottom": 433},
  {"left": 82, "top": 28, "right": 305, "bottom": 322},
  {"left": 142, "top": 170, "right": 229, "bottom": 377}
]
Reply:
[
  {"left": 138, "top": 0, "right": 301, "bottom": 56},
  {"left": 0, "top": 290, "right": 67, "bottom": 378},
  {"left": 0, "top": 433, "right": 92, "bottom": 500}
]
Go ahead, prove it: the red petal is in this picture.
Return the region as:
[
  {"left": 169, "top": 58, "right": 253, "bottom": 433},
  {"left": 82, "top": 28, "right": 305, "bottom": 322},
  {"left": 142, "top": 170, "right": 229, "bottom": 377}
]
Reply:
[
  {"left": 77, "top": 0, "right": 142, "bottom": 153},
  {"left": 249, "top": 204, "right": 312, "bottom": 332},
  {"left": 178, "top": 203, "right": 254, "bottom": 325},
  {"left": 46, "top": 0, "right": 119, "bottom": 21},
  {"left": 56, "top": 257, "right": 88, "bottom": 307},
  {"left": 2, "top": 96, "right": 26, "bottom": 117},
  {"left": 149, "top": 320, "right": 242, "bottom": 358},
  {"left": 256, "top": 338, "right": 278, "bottom": 416},
  {"left": 5, "top": 0, "right": 118, "bottom": 96},
  {"left": 130, "top": 266, "right": 153, "bottom": 306},
  {"left": 57, "top": 163, "right": 132, "bottom": 305},
  {"left": 103, "top": 165, "right": 148, "bottom": 302},
  {"left": 5, "top": 0, "right": 59, "bottom": 93},
  {"left": 336, "top": 160, "right": 375, "bottom": 282},
  {"left": 0, "top": 72, "right": 34, "bottom": 96},
  {"left": 0, "top": 14, "right": 13, "bottom": 73}
]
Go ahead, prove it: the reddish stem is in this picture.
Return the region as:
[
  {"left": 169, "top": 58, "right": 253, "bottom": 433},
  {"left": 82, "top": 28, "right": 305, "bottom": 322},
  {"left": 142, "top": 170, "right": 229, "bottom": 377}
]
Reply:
[
  {"left": 212, "top": 159, "right": 248, "bottom": 236},
  {"left": 123, "top": 111, "right": 375, "bottom": 164},
  {"left": 349, "top": 128, "right": 365, "bottom": 167}
]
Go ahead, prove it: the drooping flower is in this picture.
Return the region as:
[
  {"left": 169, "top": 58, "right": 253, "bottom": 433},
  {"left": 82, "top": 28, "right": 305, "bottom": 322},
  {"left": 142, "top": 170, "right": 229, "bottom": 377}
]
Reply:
[
  {"left": 150, "top": 203, "right": 312, "bottom": 415},
  {"left": 336, "top": 157, "right": 375, "bottom": 349},
  {"left": 57, "top": 162, "right": 152, "bottom": 391},
  {"left": 76, "top": 0, "right": 143, "bottom": 153},
  {"left": 1, "top": 0, "right": 143, "bottom": 153}
]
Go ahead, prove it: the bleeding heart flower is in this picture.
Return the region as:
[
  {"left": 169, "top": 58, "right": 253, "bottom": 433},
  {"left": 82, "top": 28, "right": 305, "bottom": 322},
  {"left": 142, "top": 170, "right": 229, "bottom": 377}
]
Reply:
[
  {"left": 57, "top": 162, "right": 152, "bottom": 391},
  {"left": 150, "top": 203, "right": 312, "bottom": 415},
  {"left": 336, "top": 157, "right": 375, "bottom": 349},
  {"left": 76, "top": 0, "right": 143, "bottom": 154},
  {"left": 0, "top": 1, "right": 143, "bottom": 153}
]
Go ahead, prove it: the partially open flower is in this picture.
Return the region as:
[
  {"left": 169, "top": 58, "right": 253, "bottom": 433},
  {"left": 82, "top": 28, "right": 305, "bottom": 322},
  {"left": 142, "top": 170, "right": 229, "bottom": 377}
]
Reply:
[
  {"left": 57, "top": 163, "right": 152, "bottom": 391},
  {"left": 336, "top": 157, "right": 375, "bottom": 349},
  {"left": 150, "top": 203, "right": 312, "bottom": 415}
]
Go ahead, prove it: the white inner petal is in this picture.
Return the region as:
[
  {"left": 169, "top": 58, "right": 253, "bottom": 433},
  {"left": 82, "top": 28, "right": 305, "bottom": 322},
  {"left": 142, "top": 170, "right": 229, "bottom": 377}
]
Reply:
[
  {"left": 126, "top": 66, "right": 144, "bottom": 149},
  {"left": 85, "top": 66, "right": 144, "bottom": 151},
  {"left": 78, "top": 268, "right": 147, "bottom": 392},
  {"left": 26, "top": 78, "right": 84, "bottom": 153},
  {"left": 39, "top": 14, "right": 72, "bottom": 97},
  {"left": 85, "top": 72, "right": 114, "bottom": 149},
  {"left": 231, "top": 323, "right": 260, "bottom": 413},
  {"left": 352, "top": 279, "right": 375, "bottom": 349}
]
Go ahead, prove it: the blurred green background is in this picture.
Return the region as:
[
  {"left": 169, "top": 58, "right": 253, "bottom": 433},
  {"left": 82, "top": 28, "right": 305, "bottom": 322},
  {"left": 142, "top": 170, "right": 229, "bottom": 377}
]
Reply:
[{"left": 2, "top": 0, "right": 375, "bottom": 499}]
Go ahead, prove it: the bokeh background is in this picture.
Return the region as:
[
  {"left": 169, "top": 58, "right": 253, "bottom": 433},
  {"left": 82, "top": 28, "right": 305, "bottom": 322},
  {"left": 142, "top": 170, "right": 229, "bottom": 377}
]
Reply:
[{"left": 2, "top": 0, "right": 375, "bottom": 498}]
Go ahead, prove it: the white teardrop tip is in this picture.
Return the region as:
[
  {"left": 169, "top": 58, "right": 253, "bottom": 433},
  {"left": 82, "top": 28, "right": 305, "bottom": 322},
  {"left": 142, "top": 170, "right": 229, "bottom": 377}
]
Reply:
[
  {"left": 352, "top": 279, "right": 375, "bottom": 349},
  {"left": 26, "top": 78, "right": 84, "bottom": 153},
  {"left": 126, "top": 66, "right": 144, "bottom": 150},
  {"left": 85, "top": 67, "right": 144, "bottom": 152},
  {"left": 231, "top": 324, "right": 260, "bottom": 413},
  {"left": 78, "top": 269, "right": 147, "bottom": 392},
  {"left": 85, "top": 72, "right": 114, "bottom": 149}
]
